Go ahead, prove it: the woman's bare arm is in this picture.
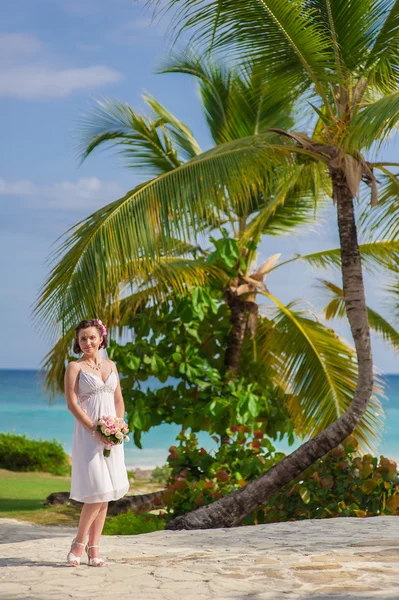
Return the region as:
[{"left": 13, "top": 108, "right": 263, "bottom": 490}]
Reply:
[
  {"left": 64, "top": 362, "right": 95, "bottom": 432},
  {"left": 110, "top": 360, "right": 125, "bottom": 419}
]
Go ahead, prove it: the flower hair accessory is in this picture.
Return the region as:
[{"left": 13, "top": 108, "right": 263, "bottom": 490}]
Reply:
[{"left": 93, "top": 318, "right": 107, "bottom": 336}]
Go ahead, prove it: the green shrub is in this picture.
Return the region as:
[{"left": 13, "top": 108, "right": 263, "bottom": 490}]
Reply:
[
  {"left": 0, "top": 433, "right": 71, "bottom": 476},
  {"left": 103, "top": 511, "right": 165, "bottom": 535},
  {"left": 256, "top": 435, "right": 399, "bottom": 523},
  {"left": 163, "top": 430, "right": 399, "bottom": 524},
  {"left": 151, "top": 463, "right": 172, "bottom": 485},
  {"left": 163, "top": 427, "right": 285, "bottom": 519}
]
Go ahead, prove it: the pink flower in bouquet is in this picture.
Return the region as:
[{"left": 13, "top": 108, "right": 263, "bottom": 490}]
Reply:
[{"left": 95, "top": 415, "right": 130, "bottom": 457}]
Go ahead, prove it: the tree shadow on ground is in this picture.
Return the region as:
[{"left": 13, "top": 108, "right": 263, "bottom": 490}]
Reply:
[
  {"left": 0, "top": 523, "right": 73, "bottom": 545},
  {"left": 0, "top": 557, "right": 72, "bottom": 568},
  {"left": 0, "top": 498, "right": 43, "bottom": 512}
]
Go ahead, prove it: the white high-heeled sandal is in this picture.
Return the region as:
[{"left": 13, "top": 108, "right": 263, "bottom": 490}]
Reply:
[
  {"left": 86, "top": 544, "right": 105, "bottom": 567},
  {"left": 67, "top": 539, "right": 85, "bottom": 566}
]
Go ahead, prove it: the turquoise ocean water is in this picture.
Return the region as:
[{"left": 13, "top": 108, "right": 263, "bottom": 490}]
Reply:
[{"left": 1, "top": 369, "right": 399, "bottom": 469}]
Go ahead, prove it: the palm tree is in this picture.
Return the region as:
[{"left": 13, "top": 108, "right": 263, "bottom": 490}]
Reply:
[
  {"left": 34, "top": 29, "right": 399, "bottom": 527},
  {"left": 37, "top": 55, "right": 322, "bottom": 390},
  {"left": 132, "top": 0, "right": 399, "bottom": 528}
]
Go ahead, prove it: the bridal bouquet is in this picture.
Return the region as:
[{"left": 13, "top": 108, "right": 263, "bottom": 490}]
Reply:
[{"left": 96, "top": 416, "right": 130, "bottom": 457}]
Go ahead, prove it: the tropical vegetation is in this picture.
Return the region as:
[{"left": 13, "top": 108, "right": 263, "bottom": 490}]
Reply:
[
  {"left": 163, "top": 431, "right": 399, "bottom": 523},
  {"left": 34, "top": 0, "right": 399, "bottom": 528},
  {"left": 0, "top": 433, "right": 70, "bottom": 476}
]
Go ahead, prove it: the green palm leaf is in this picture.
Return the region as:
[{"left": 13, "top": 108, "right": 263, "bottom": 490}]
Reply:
[
  {"left": 144, "top": 93, "right": 202, "bottom": 160},
  {"left": 154, "top": 0, "right": 399, "bottom": 127},
  {"left": 159, "top": 50, "right": 232, "bottom": 143},
  {"left": 159, "top": 50, "right": 295, "bottom": 143},
  {"left": 348, "top": 91, "right": 399, "bottom": 149},
  {"left": 40, "top": 327, "right": 77, "bottom": 398},
  {"left": 34, "top": 135, "right": 312, "bottom": 338},
  {"left": 320, "top": 279, "right": 399, "bottom": 352},
  {"left": 386, "top": 279, "right": 399, "bottom": 322},
  {"left": 40, "top": 253, "right": 220, "bottom": 396},
  {"left": 242, "top": 160, "right": 329, "bottom": 242},
  {"left": 78, "top": 97, "right": 183, "bottom": 174},
  {"left": 164, "top": 0, "right": 334, "bottom": 99},
  {"left": 360, "top": 171, "right": 399, "bottom": 239},
  {"left": 270, "top": 240, "right": 399, "bottom": 274},
  {"left": 257, "top": 293, "right": 384, "bottom": 453},
  {"left": 309, "top": 0, "right": 388, "bottom": 72},
  {"left": 363, "top": 0, "right": 399, "bottom": 93}
]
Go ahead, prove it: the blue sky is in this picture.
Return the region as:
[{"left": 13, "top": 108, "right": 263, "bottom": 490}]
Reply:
[{"left": 1, "top": 0, "right": 398, "bottom": 374}]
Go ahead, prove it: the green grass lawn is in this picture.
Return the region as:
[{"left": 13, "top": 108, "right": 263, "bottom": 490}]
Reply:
[
  {"left": 0, "top": 468, "right": 80, "bottom": 525},
  {"left": 0, "top": 469, "right": 71, "bottom": 511},
  {"left": 0, "top": 469, "right": 162, "bottom": 526}
]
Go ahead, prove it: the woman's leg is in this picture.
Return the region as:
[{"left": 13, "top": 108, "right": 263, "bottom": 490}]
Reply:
[
  {"left": 72, "top": 502, "right": 103, "bottom": 557},
  {"left": 88, "top": 502, "right": 108, "bottom": 560}
]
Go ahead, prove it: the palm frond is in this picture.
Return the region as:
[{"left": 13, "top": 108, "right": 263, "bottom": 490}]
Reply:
[
  {"left": 242, "top": 161, "right": 328, "bottom": 242},
  {"left": 359, "top": 171, "right": 399, "bottom": 240},
  {"left": 39, "top": 253, "right": 220, "bottom": 395},
  {"left": 347, "top": 91, "right": 399, "bottom": 150},
  {"left": 161, "top": 51, "right": 296, "bottom": 144},
  {"left": 78, "top": 97, "right": 183, "bottom": 175},
  {"left": 320, "top": 279, "right": 399, "bottom": 353},
  {"left": 159, "top": 50, "right": 232, "bottom": 143},
  {"left": 308, "top": 0, "right": 381, "bottom": 73},
  {"left": 144, "top": 92, "right": 202, "bottom": 160},
  {"left": 40, "top": 328, "right": 77, "bottom": 399},
  {"left": 271, "top": 240, "right": 399, "bottom": 275},
  {"left": 35, "top": 135, "right": 310, "bottom": 339},
  {"left": 156, "top": 0, "right": 335, "bottom": 106},
  {"left": 362, "top": 0, "right": 399, "bottom": 93},
  {"left": 257, "top": 294, "right": 385, "bottom": 453},
  {"left": 386, "top": 278, "right": 399, "bottom": 322}
]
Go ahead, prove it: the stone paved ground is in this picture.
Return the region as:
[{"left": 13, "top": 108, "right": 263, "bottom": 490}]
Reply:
[{"left": 1, "top": 516, "right": 399, "bottom": 599}]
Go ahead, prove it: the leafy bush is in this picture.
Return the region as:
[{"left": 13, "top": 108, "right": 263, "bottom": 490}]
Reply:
[
  {"left": 163, "top": 428, "right": 286, "bottom": 519},
  {"left": 164, "top": 431, "right": 399, "bottom": 524},
  {"left": 257, "top": 435, "right": 399, "bottom": 523},
  {"left": 151, "top": 463, "right": 172, "bottom": 485},
  {"left": 103, "top": 511, "right": 165, "bottom": 535},
  {"left": 108, "top": 284, "right": 294, "bottom": 449},
  {"left": 0, "top": 432, "right": 70, "bottom": 476}
]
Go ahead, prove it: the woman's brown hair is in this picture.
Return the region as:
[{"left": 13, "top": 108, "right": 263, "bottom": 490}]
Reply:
[{"left": 73, "top": 319, "right": 109, "bottom": 354}]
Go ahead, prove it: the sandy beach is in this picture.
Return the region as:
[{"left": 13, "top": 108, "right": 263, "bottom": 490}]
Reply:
[{"left": 1, "top": 516, "right": 399, "bottom": 599}]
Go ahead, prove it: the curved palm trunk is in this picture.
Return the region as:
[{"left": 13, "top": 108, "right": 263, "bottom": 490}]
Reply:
[{"left": 165, "top": 172, "right": 373, "bottom": 530}]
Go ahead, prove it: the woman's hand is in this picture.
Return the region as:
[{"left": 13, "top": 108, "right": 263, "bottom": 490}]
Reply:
[{"left": 92, "top": 430, "right": 115, "bottom": 446}]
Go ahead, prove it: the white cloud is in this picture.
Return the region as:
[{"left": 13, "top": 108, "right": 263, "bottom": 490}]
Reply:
[
  {"left": 0, "top": 65, "right": 122, "bottom": 100},
  {"left": 0, "top": 33, "right": 43, "bottom": 58},
  {"left": 0, "top": 32, "right": 123, "bottom": 100},
  {"left": 0, "top": 177, "right": 124, "bottom": 211}
]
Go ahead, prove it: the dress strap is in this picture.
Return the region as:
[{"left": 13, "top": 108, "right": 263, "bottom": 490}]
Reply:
[{"left": 104, "top": 359, "right": 114, "bottom": 380}]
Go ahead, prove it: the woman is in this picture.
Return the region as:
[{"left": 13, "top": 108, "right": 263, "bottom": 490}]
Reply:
[{"left": 65, "top": 318, "right": 129, "bottom": 567}]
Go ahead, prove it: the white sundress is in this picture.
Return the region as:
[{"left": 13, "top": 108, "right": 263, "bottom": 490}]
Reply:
[{"left": 69, "top": 367, "right": 130, "bottom": 504}]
